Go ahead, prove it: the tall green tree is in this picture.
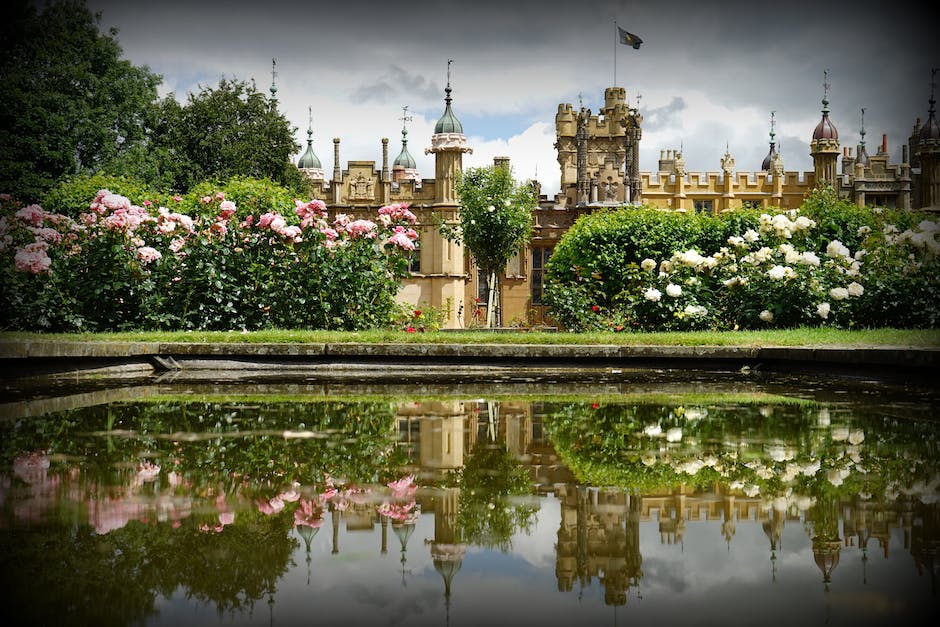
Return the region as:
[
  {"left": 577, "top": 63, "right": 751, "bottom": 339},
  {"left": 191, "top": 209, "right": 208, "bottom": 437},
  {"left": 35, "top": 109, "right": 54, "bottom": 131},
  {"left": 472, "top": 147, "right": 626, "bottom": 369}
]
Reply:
[
  {"left": 151, "top": 78, "right": 305, "bottom": 193},
  {"left": 0, "top": 0, "right": 163, "bottom": 201},
  {"left": 452, "top": 164, "right": 536, "bottom": 326}
]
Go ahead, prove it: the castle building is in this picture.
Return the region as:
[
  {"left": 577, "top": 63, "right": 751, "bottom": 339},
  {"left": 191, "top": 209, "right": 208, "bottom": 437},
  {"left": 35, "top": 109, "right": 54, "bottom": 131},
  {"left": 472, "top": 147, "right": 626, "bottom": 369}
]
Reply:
[{"left": 299, "top": 73, "right": 939, "bottom": 329}]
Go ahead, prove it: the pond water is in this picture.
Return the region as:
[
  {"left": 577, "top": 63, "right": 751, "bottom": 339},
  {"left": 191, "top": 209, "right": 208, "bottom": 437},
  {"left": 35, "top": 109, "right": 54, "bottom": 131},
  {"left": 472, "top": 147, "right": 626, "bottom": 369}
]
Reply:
[{"left": 1, "top": 373, "right": 938, "bottom": 627}]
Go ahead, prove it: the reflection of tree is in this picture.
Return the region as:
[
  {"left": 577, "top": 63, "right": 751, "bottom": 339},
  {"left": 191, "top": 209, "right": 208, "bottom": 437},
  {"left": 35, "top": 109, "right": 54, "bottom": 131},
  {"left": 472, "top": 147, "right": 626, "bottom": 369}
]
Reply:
[
  {"left": 446, "top": 440, "right": 538, "bottom": 551},
  {"left": 0, "top": 400, "right": 406, "bottom": 496},
  {"left": 0, "top": 514, "right": 295, "bottom": 627}
]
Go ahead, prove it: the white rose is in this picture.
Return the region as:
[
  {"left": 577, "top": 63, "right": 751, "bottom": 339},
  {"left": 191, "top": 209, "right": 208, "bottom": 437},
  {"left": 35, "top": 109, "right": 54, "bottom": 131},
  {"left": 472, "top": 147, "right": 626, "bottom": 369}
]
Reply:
[
  {"left": 829, "top": 287, "right": 849, "bottom": 301},
  {"left": 644, "top": 288, "right": 662, "bottom": 302},
  {"left": 759, "top": 310, "right": 774, "bottom": 322},
  {"left": 817, "top": 302, "right": 831, "bottom": 319},
  {"left": 847, "top": 282, "right": 864, "bottom": 297},
  {"left": 665, "top": 283, "right": 682, "bottom": 297},
  {"left": 641, "top": 258, "right": 657, "bottom": 271}
]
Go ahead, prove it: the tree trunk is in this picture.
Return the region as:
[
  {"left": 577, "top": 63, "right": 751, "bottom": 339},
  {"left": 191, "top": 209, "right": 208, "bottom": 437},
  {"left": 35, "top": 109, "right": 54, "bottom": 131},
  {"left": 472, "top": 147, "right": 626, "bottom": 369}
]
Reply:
[{"left": 486, "top": 271, "right": 499, "bottom": 328}]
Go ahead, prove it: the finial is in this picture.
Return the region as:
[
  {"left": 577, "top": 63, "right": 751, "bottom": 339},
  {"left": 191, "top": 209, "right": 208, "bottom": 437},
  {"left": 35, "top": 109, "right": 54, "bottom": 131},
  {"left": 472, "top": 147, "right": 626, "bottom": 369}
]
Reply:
[
  {"left": 931, "top": 68, "right": 938, "bottom": 111},
  {"left": 399, "top": 105, "right": 413, "bottom": 141},
  {"left": 822, "top": 69, "right": 830, "bottom": 111},
  {"left": 578, "top": 92, "right": 583, "bottom": 109},
  {"left": 270, "top": 58, "right": 278, "bottom": 97},
  {"left": 444, "top": 60, "right": 454, "bottom": 104},
  {"left": 636, "top": 92, "right": 642, "bottom": 109},
  {"left": 860, "top": 107, "right": 866, "bottom": 146},
  {"left": 307, "top": 106, "right": 313, "bottom": 142},
  {"left": 770, "top": 111, "right": 776, "bottom": 142}
]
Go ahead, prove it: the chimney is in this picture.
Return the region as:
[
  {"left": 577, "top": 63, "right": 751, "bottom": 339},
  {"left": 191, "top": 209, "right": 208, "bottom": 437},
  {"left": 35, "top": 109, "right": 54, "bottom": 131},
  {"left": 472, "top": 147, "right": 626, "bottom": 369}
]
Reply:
[
  {"left": 333, "top": 138, "right": 341, "bottom": 182},
  {"left": 494, "top": 156, "right": 511, "bottom": 171},
  {"left": 381, "top": 138, "right": 389, "bottom": 182},
  {"left": 881, "top": 134, "right": 888, "bottom": 155}
]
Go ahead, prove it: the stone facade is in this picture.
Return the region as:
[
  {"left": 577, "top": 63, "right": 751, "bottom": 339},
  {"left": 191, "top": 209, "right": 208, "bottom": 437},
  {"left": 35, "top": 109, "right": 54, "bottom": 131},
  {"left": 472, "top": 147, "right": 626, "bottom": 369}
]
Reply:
[{"left": 300, "top": 80, "right": 939, "bottom": 329}]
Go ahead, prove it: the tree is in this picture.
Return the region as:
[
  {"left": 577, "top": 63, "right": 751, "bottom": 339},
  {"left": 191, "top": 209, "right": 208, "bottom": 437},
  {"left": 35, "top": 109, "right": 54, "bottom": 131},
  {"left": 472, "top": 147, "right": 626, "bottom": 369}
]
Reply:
[
  {"left": 150, "top": 78, "right": 305, "bottom": 193},
  {"left": 453, "top": 164, "right": 536, "bottom": 327},
  {"left": 0, "top": 0, "right": 163, "bottom": 201}
]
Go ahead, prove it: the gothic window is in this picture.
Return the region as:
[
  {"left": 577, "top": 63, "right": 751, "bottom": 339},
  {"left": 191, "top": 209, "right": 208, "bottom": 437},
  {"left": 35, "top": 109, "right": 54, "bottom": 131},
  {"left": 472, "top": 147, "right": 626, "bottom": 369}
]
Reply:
[
  {"left": 693, "top": 200, "right": 713, "bottom": 214},
  {"left": 531, "top": 247, "right": 553, "bottom": 305}
]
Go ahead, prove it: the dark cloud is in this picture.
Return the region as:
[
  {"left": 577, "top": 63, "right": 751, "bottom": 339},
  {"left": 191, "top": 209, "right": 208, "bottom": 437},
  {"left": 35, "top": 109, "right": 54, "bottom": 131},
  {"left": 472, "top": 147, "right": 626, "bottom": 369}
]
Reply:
[{"left": 350, "top": 66, "right": 442, "bottom": 105}]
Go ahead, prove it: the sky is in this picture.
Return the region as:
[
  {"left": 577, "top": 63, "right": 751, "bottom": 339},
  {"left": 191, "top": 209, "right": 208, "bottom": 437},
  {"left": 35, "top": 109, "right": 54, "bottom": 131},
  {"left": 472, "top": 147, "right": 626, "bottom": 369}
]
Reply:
[{"left": 87, "top": 0, "right": 937, "bottom": 198}]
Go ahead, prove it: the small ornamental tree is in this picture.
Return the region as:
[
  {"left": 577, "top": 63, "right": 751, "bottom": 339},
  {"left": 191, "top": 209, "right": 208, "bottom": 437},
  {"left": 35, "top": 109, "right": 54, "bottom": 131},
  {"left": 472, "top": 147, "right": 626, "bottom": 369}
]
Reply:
[{"left": 452, "top": 164, "right": 536, "bottom": 327}]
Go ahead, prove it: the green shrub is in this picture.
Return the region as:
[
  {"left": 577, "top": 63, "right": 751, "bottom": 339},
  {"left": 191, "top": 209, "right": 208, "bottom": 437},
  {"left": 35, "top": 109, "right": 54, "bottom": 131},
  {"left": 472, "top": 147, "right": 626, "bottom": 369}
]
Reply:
[{"left": 39, "top": 172, "right": 161, "bottom": 218}]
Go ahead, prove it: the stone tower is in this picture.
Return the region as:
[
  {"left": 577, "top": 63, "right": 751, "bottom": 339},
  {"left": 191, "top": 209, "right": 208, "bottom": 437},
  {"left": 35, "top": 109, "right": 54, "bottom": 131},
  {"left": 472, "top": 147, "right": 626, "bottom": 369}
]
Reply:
[
  {"left": 555, "top": 87, "right": 640, "bottom": 206},
  {"left": 810, "top": 70, "right": 840, "bottom": 189},
  {"left": 422, "top": 61, "right": 471, "bottom": 327},
  {"left": 914, "top": 70, "right": 940, "bottom": 210}
]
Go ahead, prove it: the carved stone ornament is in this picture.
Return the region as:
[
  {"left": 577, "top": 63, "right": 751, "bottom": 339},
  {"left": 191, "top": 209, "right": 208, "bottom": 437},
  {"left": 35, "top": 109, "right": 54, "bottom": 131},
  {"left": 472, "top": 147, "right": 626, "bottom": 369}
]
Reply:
[
  {"left": 350, "top": 174, "right": 375, "bottom": 200},
  {"left": 426, "top": 133, "right": 473, "bottom": 153}
]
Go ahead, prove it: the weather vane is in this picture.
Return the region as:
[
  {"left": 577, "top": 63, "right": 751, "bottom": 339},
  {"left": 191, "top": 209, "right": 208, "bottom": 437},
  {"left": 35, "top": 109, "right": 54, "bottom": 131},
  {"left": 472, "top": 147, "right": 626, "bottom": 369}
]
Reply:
[{"left": 399, "top": 105, "right": 413, "bottom": 131}]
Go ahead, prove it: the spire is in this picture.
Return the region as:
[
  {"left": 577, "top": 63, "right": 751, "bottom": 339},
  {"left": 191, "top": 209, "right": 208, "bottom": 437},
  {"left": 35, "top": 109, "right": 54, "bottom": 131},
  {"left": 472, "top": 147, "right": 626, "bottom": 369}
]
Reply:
[
  {"left": 762, "top": 111, "right": 779, "bottom": 171},
  {"left": 394, "top": 105, "right": 417, "bottom": 169},
  {"left": 857, "top": 107, "right": 870, "bottom": 166},
  {"left": 297, "top": 107, "right": 323, "bottom": 179},
  {"left": 434, "top": 59, "right": 464, "bottom": 134},
  {"left": 269, "top": 58, "right": 278, "bottom": 108},
  {"left": 919, "top": 68, "right": 940, "bottom": 142},
  {"left": 812, "top": 69, "right": 838, "bottom": 141}
]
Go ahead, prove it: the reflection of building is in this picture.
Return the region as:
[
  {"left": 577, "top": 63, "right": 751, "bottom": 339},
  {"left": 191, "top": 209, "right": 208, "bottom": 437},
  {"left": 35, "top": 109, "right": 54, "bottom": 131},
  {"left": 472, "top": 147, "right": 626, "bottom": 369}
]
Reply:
[{"left": 554, "top": 485, "right": 642, "bottom": 605}]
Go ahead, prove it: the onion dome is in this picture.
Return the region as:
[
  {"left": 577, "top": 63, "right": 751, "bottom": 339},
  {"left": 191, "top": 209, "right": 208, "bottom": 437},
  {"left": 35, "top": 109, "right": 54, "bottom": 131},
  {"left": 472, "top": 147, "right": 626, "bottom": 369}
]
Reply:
[
  {"left": 813, "top": 70, "right": 838, "bottom": 140},
  {"left": 434, "top": 82, "right": 464, "bottom": 134},
  {"left": 297, "top": 107, "right": 324, "bottom": 180},
  {"left": 394, "top": 127, "right": 417, "bottom": 169},
  {"left": 919, "top": 91, "right": 939, "bottom": 142},
  {"left": 761, "top": 111, "right": 778, "bottom": 171},
  {"left": 813, "top": 105, "right": 838, "bottom": 140}
]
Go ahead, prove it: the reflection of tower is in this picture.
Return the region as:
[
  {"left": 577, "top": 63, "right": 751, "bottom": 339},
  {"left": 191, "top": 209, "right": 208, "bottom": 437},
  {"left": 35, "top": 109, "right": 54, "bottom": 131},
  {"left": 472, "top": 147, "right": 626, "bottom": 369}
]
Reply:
[
  {"left": 554, "top": 485, "right": 643, "bottom": 605},
  {"left": 911, "top": 500, "right": 940, "bottom": 596},
  {"left": 659, "top": 491, "right": 687, "bottom": 548},
  {"left": 810, "top": 496, "right": 842, "bottom": 591},
  {"left": 392, "top": 513, "right": 418, "bottom": 586},
  {"left": 295, "top": 523, "right": 321, "bottom": 585},
  {"left": 428, "top": 487, "right": 466, "bottom": 626},
  {"left": 762, "top": 506, "right": 786, "bottom": 582}
]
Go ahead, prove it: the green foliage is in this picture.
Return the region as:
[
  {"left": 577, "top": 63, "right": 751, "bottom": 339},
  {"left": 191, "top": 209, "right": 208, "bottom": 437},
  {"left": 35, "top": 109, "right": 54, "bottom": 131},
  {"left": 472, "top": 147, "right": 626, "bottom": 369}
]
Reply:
[
  {"left": 149, "top": 78, "right": 302, "bottom": 193},
  {"left": 181, "top": 176, "right": 299, "bottom": 220},
  {"left": 0, "top": 0, "right": 163, "bottom": 201},
  {"left": 0, "top": 192, "right": 416, "bottom": 332},
  {"left": 39, "top": 171, "right": 161, "bottom": 217},
  {"left": 543, "top": 206, "right": 761, "bottom": 330},
  {"left": 452, "top": 165, "right": 536, "bottom": 279},
  {"left": 544, "top": 399, "right": 940, "bottom": 500},
  {"left": 543, "top": 202, "right": 940, "bottom": 332},
  {"left": 445, "top": 439, "right": 538, "bottom": 550}
]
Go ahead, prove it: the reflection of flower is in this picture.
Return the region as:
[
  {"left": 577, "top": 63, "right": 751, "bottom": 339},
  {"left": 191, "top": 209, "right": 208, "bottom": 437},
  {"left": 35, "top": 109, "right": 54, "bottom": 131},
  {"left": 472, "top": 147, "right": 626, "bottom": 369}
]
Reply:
[
  {"left": 294, "top": 499, "right": 325, "bottom": 528},
  {"left": 387, "top": 474, "right": 417, "bottom": 498}
]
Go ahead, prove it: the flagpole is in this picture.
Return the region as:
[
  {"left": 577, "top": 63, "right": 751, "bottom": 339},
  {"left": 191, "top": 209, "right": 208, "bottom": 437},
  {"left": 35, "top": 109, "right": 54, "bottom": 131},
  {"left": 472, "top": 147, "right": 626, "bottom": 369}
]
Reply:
[{"left": 613, "top": 20, "right": 617, "bottom": 87}]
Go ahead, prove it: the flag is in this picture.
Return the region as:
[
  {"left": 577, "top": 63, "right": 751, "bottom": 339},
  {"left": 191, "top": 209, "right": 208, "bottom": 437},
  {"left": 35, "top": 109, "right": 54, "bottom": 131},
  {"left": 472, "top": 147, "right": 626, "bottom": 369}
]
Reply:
[{"left": 618, "top": 27, "right": 643, "bottom": 49}]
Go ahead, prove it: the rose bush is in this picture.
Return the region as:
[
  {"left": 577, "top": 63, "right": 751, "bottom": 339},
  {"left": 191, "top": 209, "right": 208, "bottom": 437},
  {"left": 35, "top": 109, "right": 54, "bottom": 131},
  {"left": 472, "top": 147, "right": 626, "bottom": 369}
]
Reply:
[{"left": 0, "top": 191, "right": 419, "bottom": 331}]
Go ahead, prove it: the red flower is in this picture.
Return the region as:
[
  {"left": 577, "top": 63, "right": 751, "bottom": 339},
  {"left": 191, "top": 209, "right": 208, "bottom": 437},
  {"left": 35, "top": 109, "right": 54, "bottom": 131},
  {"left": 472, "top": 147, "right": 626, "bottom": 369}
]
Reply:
[
  {"left": 405, "top": 327, "right": 417, "bottom": 333},
  {"left": 591, "top": 305, "right": 600, "bottom": 313},
  {"left": 591, "top": 402, "right": 599, "bottom": 410},
  {"left": 413, "top": 309, "right": 422, "bottom": 318}
]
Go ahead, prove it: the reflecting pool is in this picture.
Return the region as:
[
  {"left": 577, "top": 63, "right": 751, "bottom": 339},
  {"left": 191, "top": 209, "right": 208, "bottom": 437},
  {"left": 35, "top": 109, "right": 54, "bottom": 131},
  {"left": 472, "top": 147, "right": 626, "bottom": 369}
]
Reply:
[{"left": 1, "top": 375, "right": 938, "bottom": 627}]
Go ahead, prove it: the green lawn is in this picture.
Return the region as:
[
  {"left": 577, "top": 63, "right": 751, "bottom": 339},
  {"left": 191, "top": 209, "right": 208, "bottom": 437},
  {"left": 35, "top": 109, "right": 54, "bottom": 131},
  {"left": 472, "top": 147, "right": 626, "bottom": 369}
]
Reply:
[{"left": 2, "top": 327, "right": 938, "bottom": 347}]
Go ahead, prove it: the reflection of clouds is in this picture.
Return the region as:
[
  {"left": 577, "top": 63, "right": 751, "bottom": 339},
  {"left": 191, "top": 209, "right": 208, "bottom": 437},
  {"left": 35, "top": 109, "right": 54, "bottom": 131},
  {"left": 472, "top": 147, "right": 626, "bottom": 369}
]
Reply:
[{"left": 506, "top": 494, "right": 559, "bottom": 569}]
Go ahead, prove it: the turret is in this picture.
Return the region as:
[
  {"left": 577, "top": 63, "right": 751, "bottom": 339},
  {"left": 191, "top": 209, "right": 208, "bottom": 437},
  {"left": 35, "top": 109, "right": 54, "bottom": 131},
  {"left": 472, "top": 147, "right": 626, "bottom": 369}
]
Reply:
[{"left": 810, "top": 70, "right": 840, "bottom": 189}]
